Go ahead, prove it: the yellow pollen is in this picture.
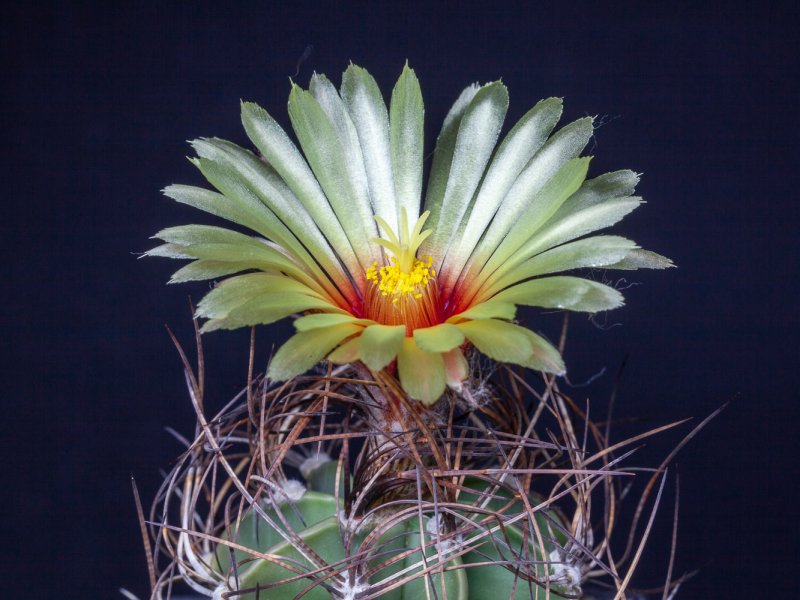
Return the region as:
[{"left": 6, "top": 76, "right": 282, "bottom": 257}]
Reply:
[
  {"left": 366, "top": 255, "right": 436, "bottom": 301},
  {"left": 364, "top": 208, "right": 441, "bottom": 332}
]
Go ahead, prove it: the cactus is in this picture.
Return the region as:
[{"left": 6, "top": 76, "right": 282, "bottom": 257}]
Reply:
[
  {"left": 139, "top": 63, "right": 683, "bottom": 600},
  {"left": 211, "top": 467, "right": 569, "bottom": 599},
  {"left": 138, "top": 353, "right": 687, "bottom": 600}
]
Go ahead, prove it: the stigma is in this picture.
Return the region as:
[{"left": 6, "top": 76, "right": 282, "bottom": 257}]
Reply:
[{"left": 363, "top": 209, "right": 440, "bottom": 332}]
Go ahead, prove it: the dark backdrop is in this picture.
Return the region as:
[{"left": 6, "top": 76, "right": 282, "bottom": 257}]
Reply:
[{"left": 4, "top": 2, "right": 797, "bottom": 598}]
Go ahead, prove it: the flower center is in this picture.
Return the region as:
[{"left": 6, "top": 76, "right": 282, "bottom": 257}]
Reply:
[
  {"left": 363, "top": 209, "right": 440, "bottom": 332},
  {"left": 365, "top": 255, "right": 435, "bottom": 301}
]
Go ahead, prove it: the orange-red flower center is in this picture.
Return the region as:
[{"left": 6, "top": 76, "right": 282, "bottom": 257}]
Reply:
[{"left": 363, "top": 256, "right": 440, "bottom": 333}]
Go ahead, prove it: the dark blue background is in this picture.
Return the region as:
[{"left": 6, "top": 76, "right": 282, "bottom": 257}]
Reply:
[{"left": 4, "top": 2, "right": 797, "bottom": 598}]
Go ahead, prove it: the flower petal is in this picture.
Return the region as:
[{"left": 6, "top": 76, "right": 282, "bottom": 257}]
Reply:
[
  {"left": 520, "top": 329, "right": 566, "bottom": 374},
  {"left": 294, "top": 313, "right": 375, "bottom": 332},
  {"left": 190, "top": 138, "right": 357, "bottom": 304},
  {"left": 201, "top": 293, "right": 344, "bottom": 332},
  {"left": 152, "top": 224, "right": 322, "bottom": 289},
  {"left": 489, "top": 276, "right": 625, "bottom": 313},
  {"left": 268, "top": 323, "right": 363, "bottom": 381},
  {"left": 413, "top": 323, "right": 465, "bottom": 353},
  {"left": 513, "top": 197, "right": 644, "bottom": 266},
  {"left": 327, "top": 336, "right": 361, "bottom": 364},
  {"left": 397, "top": 337, "right": 446, "bottom": 405},
  {"left": 447, "top": 301, "right": 517, "bottom": 322},
  {"left": 607, "top": 249, "right": 675, "bottom": 270},
  {"left": 480, "top": 235, "right": 639, "bottom": 297},
  {"left": 195, "top": 273, "right": 326, "bottom": 319},
  {"left": 187, "top": 157, "right": 348, "bottom": 307},
  {"left": 389, "top": 63, "right": 424, "bottom": 224},
  {"left": 456, "top": 319, "right": 565, "bottom": 374},
  {"left": 358, "top": 324, "right": 407, "bottom": 372},
  {"left": 341, "top": 64, "right": 399, "bottom": 237},
  {"left": 287, "top": 81, "right": 379, "bottom": 270},
  {"left": 423, "top": 83, "right": 479, "bottom": 226},
  {"left": 166, "top": 260, "right": 258, "bottom": 283},
  {"left": 443, "top": 348, "right": 469, "bottom": 391},
  {"left": 422, "top": 82, "right": 509, "bottom": 269},
  {"left": 549, "top": 169, "right": 640, "bottom": 223},
  {"left": 440, "top": 97, "right": 563, "bottom": 292},
  {"left": 467, "top": 156, "right": 591, "bottom": 295},
  {"left": 240, "top": 101, "right": 363, "bottom": 284},
  {"left": 455, "top": 319, "right": 531, "bottom": 365},
  {"left": 456, "top": 117, "right": 594, "bottom": 295},
  {"left": 163, "top": 184, "right": 278, "bottom": 241}
]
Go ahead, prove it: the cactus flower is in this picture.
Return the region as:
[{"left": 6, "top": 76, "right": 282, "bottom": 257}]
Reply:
[{"left": 149, "top": 63, "right": 671, "bottom": 404}]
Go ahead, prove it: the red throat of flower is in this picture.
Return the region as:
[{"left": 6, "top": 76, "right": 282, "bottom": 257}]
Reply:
[
  {"left": 364, "top": 259, "right": 441, "bottom": 334},
  {"left": 361, "top": 209, "right": 443, "bottom": 335}
]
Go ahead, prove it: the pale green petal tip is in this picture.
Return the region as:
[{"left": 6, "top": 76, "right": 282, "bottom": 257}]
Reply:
[
  {"left": 397, "top": 338, "right": 446, "bottom": 405},
  {"left": 268, "top": 323, "right": 362, "bottom": 382},
  {"left": 456, "top": 319, "right": 566, "bottom": 377},
  {"left": 327, "top": 337, "right": 360, "bottom": 364},
  {"left": 358, "top": 324, "right": 406, "bottom": 372},
  {"left": 413, "top": 323, "right": 465, "bottom": 353},
  {"left": 611, "top": 249, "right": 676, "bottom": 270}
]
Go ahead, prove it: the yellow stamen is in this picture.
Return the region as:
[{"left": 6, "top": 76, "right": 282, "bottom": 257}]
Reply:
[
  {"left": 366, "top": 255, "right": 435, "bottom": 301},
  {"left": 364, "top": 209, "right": 439, "bottom": 332}
]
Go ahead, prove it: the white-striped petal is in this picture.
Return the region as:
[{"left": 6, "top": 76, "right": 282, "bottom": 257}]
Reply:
[
  {"left": 341, "top": 64, "right": 399, "bottom": 237},
  {"left": 440, "top": 97, "right": 563, "bottom": 292},
  {"left": 389, "top": 63, "right": 424, "bottom": 224},
  {"left": 422, "top": 82, "right": 509, "bottom": 270},
  {"left": 240, "top": 101, "right": 364, "bottom": 285},
  {"left": 288, "top": 81, "right": 379, "bottom": 270}
]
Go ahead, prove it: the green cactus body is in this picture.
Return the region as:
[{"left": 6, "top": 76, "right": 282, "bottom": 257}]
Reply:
[
  {"left": 216, "top": 490, "right": 466, "bottom": 599},
  {"left": 457, "top": 478, "right": 569, "bottom": 599},
  {"left": 212, "top": 468, "right": 570, "bottom": 599}
]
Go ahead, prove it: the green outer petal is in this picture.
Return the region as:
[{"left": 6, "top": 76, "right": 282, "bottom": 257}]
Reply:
[
  {"left": 389, "top": 62, "right": 424, "bottom": 223},
  {"left": 422, "top": 83, "right": 480, "bottom": 241},
  {"left": 294, "top": 313, "right": 374, "bottom": 332},
  {"left": 446, "top": 301, "right": 517, "bottom": 322},
  {"left": 456, "top": 319, "right": 565, "bottom": 374},
  {"left": 195, "top": 273, "right": 326, "bottom": 319},
  {"left": 190, "top": 139, "right": 346, "bottom": 278},
  {"left": 440, "top": 97, "right": 563, "bottom": 292},
  {"left": 422, "top": 81, "right": 509, "bottom": 269},
  {"left": 240, "top": 101, "right": 363, "bottom": 284},
  {"left": 487, "top": 276, "right": 625, "bottom": 313},
  {"left": 327, "top": 336, "right": 361, "bottom": 364},
  {"left": 397, "top": 337, "right": 446, "bottom": 405},
  {"left": 478, "top": 235, "right": 639, "bottom": 298},
  {"left": 518, "top": 327, "right": 567, "bottom": 374},
  {"left": 413, "top": 323, "right": 465, "bottom": 353},
  {"left": 341, "top": 64, "right": 399, "bottom": 237},
  {"left": 358, "top": 324, "right": 406, "bottom": 371},
  {"left": 200, "top": 293, "right": 344, "bottom": 332},
  {"left": 443, "top": 348, "right": 469, "bottom": 390},
  {"left": 186, "top": 157, "right": 348, "bottom": 308},
  {"left": 268, "top": 323, "right": 363, "bottom": 381},
  {"left": 456, "top": 117, "right": 594, "bottom": 294},
  {"left": 288, "top": 81, "right": 378, "bottom": 270},
  {"left": 471, "top": 156, "right": 591, "bottom": 293}
]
